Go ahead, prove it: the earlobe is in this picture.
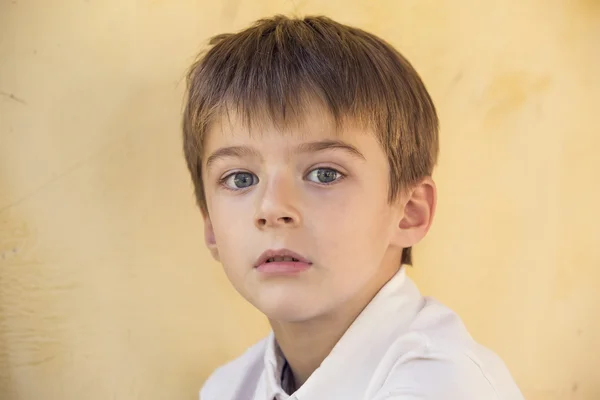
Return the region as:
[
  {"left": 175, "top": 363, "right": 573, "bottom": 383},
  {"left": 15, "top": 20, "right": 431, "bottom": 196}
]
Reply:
[
  {"left": 394, "top": 178, "right": 437, "bottom": 248},
  {"left": 204, "top": 217, "right": 220, "bottom": 262}
]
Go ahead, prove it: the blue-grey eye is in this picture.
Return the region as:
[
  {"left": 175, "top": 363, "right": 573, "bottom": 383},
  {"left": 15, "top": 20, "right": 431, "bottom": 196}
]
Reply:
[
  {"left": 224, "top": 172, "right": 258, "bottom": 189},
  {"left": 306, "top": 168, "right": 340, "bottom": 184}
]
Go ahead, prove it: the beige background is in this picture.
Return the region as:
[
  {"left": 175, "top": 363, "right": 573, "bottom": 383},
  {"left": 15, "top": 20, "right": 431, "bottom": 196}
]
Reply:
[{"left": 1, "top": 0, "right": 599, "bottom": 399}]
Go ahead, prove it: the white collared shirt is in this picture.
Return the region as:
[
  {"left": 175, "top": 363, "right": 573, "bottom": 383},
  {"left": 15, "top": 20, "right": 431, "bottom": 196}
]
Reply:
[{"left": 200, "top": 269, "right": 524, "bottom": 400}]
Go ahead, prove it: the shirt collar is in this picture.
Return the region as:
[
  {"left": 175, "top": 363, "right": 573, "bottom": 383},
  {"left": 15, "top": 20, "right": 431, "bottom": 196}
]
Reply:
[{"left": 262, "top": 331, "right": 289, "bottom": 399}]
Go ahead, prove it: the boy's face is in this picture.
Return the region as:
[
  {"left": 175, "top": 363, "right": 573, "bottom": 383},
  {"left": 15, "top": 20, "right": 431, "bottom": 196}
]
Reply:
[{"left": 201, "top": 106, "right": 424, "bottom": 322}]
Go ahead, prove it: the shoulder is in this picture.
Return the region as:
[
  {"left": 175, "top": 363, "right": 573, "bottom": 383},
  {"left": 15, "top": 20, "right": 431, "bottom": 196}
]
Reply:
[
  {"left": 199, "top": 337, "right": 268, "bottom": 400},
  {"left": 374, "top": 298, "right": 524, "bottom": 399}
]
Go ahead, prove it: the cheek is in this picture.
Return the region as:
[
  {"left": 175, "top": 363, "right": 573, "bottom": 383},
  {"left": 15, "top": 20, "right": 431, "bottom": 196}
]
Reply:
[
  {"left": 209, "top": 199, "right": 253, "bottom": 261},
  {"left": 308, "top": 192, "right": 394, "bottom": 258}
]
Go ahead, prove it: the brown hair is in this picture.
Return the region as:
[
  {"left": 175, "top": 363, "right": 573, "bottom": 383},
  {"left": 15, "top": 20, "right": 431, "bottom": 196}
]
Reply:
[{"left": 182, "top": 15, "right": 439, "bottom": 265}]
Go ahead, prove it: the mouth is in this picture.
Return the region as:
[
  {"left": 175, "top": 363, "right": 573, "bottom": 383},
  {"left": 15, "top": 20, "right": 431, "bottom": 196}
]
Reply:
[
  {"left": 265, "top": 256, "right": 301, "bottom": 263},
  {"left": 254, "top": 249, "right": 312, "bottom": 274}
]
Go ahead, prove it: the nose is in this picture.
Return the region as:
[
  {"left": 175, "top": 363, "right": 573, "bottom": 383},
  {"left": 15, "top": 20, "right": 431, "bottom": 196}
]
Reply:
[{"left": 254, "top": 174, "right": 301, "bottom": 229}]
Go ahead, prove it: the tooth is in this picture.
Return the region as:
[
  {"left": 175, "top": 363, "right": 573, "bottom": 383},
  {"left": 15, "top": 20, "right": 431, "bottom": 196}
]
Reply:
[{"left": 273, "top": 256, "right": 283, "bottom": 262}]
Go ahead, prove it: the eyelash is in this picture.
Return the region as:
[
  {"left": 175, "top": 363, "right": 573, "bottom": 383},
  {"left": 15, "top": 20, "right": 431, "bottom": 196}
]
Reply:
[
  {"left": 218, "top": 171, "right": 255, "bottom": 192},
  {"left": 305, "top": 167, "right": 346, "bottom": 186},
  {"left": 218, "top": 166, "right": 346, "bottom": 191}
]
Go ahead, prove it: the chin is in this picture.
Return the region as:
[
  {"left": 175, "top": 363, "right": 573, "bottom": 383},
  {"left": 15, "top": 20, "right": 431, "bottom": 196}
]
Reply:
[{"left": 255, "top": 298, "right": 325, "bottom": 323}]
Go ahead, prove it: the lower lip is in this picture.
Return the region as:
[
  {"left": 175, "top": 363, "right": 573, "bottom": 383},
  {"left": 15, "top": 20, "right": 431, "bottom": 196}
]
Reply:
[{"left": 255, "top": 261, "right": 312, "bottom": 274}]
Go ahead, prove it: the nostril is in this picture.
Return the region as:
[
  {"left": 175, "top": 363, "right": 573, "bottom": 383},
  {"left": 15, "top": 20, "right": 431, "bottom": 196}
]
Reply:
[{"left": 255, "top": 215, "right": 296, "bottom": 227}]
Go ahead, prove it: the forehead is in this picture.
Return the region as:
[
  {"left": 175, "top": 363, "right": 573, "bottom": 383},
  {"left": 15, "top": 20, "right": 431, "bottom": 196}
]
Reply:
[{"left": 203, "top": 102, "right": 372, "bottom": 153}]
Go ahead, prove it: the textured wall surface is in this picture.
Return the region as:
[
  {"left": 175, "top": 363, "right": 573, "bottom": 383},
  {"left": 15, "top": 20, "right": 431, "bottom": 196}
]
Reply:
[{"left": 1, "top": 1, "right": 598, "bottom": 399}]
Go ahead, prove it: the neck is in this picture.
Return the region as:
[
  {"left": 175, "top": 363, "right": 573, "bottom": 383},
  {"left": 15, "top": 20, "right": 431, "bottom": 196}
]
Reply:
[
  {"left": 269, "top": 308, "right": 354, "bottom": 388},
  {"left": 269, "top": 264, "right": 401, "bottom": 388}
]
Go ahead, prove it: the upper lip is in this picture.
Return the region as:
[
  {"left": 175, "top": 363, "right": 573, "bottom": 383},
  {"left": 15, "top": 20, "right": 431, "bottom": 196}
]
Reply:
[{"left": 254, "top": 249, "right": 312, "bottom": 267}]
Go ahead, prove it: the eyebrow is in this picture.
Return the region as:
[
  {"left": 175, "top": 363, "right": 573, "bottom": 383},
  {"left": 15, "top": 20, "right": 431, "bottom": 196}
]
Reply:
[
  {"left": 296, "top": 140, "right": 366, "bottom": 160},
  {"left": 204, "top": 139, "right": 365, "bottom": 169},
  {"left": 205, "top": 146, "right": 261, "bottom": 169}
]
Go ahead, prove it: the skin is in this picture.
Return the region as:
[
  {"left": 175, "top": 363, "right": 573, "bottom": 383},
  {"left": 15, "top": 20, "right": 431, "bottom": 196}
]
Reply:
[{"left": 201, "top": 105, "right": 436, "bottom": 388}]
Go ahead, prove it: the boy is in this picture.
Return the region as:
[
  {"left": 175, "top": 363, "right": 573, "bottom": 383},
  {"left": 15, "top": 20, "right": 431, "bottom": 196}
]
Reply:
[{"left": 182, "top": 15, "right": 523, "bottom": 400}]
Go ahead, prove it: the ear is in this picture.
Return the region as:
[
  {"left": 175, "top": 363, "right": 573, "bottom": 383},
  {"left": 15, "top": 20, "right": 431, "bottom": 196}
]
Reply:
[
  {"left": 391, "top": 177, "right": 437, "bottom": 249},
  {"left": 203, "top": 216, "right": 220, "bottom": 262}
]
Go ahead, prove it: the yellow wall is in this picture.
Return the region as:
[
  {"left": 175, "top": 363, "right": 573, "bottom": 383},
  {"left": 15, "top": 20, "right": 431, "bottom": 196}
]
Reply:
[{"left": 1, "top": 1, "right": 598, "bottom": 399}]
